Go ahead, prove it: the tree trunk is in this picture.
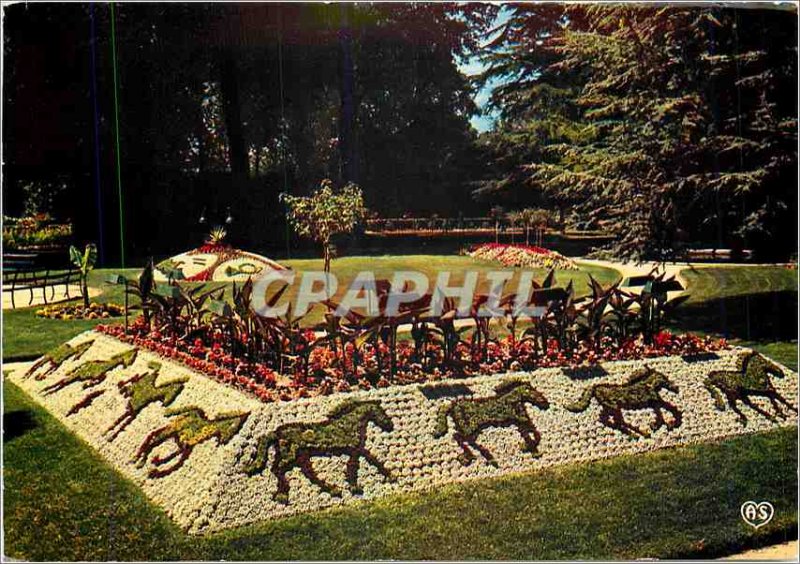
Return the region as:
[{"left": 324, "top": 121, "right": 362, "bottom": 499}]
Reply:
[
  {"left": 82, "top": 276, "right": 90, "bottom": 308},
  {"left": 339, "top": 4, "right": 357, "bottom": 184},
  {"left": 218, "top": 49, "right": 249, "bottom": 179},
  {"left": 323, "top": 242, "right": 331, "bottom": 274}
]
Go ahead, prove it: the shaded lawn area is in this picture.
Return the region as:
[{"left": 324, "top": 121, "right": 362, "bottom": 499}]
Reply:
[
  {"left": 672, "top": 265, "right": 798, "bottom": 371},
  {"left": 2, "top": 257, "right": 618, "bottom": 361},
  {"left": 681, "top": 265, "right": 797, "bottom": 303},
  {"left": 3, "top": 379, "right": 796, "bottom": 561}
]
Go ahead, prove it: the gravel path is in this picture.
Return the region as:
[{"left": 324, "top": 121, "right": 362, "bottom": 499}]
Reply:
[
  {"left": 577, "top": 258, "right": 795, "bottom": 286},
  {"left": 575, "top": 258, "right": 707, "bottom": 290},
  {"left": 2, "top": 284, "right": 101, "bottom": 310},
  {"left": 721, "top": 540, "right": 798, "bottom": 560}
]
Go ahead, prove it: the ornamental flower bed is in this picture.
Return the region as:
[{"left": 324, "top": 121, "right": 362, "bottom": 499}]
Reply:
[
  {"left": 155, "top": 247, "right": 287, "bottom": 282},
  {"left": 8, "top": 332, "right": 796, "bottom": 534},
  {"left": 467, "top": 243, "right": 578, "bottom": 270},
  {"left": 154, "top": 229, "right": 287, "bottom": 282},
  {"left": 14, "top": 263, "right": 789, "bottom": 533},
  {"left": 96, "top": 320, "right": 728, "bottom": 403},
  {"left": 3, "top": 213, "right": 72, "bottom": 251},
  {"left": 98, "top": 264, "right": 715, "bottom": 402},
  {"left": 36, "top": 302, "right": 124, "bottom": 320}
]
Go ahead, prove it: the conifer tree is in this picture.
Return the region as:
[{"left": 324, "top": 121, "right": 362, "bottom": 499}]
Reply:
[{"left": 475, "top": 5, "right": 797, "bottom": 260}]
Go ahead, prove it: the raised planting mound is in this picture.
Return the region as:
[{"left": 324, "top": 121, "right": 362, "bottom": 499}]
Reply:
[
  {"left": 466, "top": 243, "right": 578, "bottom": 270},
  {"left": 7, "top": 331, "right": 797, "bottom": 535},
  {"left": 155, "top": 246, "right": 287, "bottom": 283},
  {"left": 155, "top": 228, "right": 287, "bottom": 282}
]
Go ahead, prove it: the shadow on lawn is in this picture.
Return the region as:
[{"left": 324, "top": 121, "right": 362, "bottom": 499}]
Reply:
[
  {"left": 674, "top": 291, "right": 798, "bottom": 342},
  {"left": 4, "top": 410, "right": 38, "bottom": 441}
]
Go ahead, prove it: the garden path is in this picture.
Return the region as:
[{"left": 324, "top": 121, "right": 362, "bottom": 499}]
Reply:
[
  {"left": 2, "top": 285, "right": 101, "bottom": 310},
  {"left": 721, "top": 540, "right": 798, "bottom": 560},
  {"left": 575, "top": 259, "right": 712, "bottom": 292},
  {"left": 578, "top": 258, "right": 796, "bottom": 289}
]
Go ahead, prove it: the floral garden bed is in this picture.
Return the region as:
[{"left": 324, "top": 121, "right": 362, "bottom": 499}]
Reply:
[
  {"left": 155, "top": 242, "right": 287, "bottom": 282},
  {"left": 96, "top": 319, "right": 728, "bottom": 403},
  {"left": 466, "top": 243, "right": 578, "bottom": 270},
  {"left": 7, "top": 330, "right": 797, "bottom": 535},
  {"left": 36, "top": 302, "right": 124, "bottom": 320},
  {"left": 3, "top": 214, "right": 72, "bottom": 250}
]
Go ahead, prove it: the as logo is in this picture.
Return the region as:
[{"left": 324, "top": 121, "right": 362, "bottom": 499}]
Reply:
[{"left": 740, "top": 501, "right": 774, "bottom": 529}]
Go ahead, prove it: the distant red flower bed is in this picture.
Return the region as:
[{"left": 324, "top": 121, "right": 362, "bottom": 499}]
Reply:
[
  {"left": 466, "top": 243, "right": 579, "bottom": 270},
  {"left": 97, "top": 320, "right": 727, "bottom": 404},
  {"left": 192, "top": 242, "right": 232, "bottom": 255}
]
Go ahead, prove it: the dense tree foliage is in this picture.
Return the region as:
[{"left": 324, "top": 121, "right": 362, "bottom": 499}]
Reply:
[
  {"left": 475, "top": 5, "right": 797, "bottom": 260},
  {"left": 3, "top": 3, "right": 492, "bottom": 263},
  {"left": 3, "top": 4, "right": 795, "bottom": 263}
]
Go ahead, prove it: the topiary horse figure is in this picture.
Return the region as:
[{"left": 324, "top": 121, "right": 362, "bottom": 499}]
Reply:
[
  {"left": 565, "top": 367, "right": 681, "bottom": 437},
  {"left": 42, "top": 349, "right": 138, "bottom": 395},
  {"left": 704, "top": 352, "right": 796, "bottom": 425},
  {"left": 433, "top": 380, "right": 550, "bottom": 467},
  {"left": 26, "top": 340, "right": 95, "bottom": 380},
  {"left": 244, "top": 400, "right": 395, "bottom": 504},
  {"left": 134, "top": 406, "right": 248, "bottom": 478},
  {"left": 105, "top": 362, "right": 188, "bottom": 441}
]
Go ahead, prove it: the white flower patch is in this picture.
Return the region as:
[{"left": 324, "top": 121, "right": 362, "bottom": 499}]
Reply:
[{"left": 7, "top": 330, "right": 797, "bottom": 535}]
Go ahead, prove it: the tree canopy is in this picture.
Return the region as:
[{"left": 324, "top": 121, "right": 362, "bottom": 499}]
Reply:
[
  {"left": 282, "top": 179, "right": 366, "bottom": 272},
  {"left": 3, "top": 3, "right": 796, "bottom": 263},
  {"left": 3, "top": 3, "right": 493, "bottom": 262}
]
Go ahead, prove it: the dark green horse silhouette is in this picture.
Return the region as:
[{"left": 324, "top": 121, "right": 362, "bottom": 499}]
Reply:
[
  {"left": 26, "top": 340, "right": 95, "bottom": 380},
  {"left": 433, "top": 380, "right": 550, "bottom": 467},
  {"left": 704, "top": 352, "right": 796, "bottom": 425},
  {"left": 134, "top": 406, "right": 248, "bottom": 478},
  {"left": 244, "top": 400, "right": 395, "bottom": 503},
  {"left": 42, "top": 349, "right": 138, "bottom": 395},
  {"left": 565, "top": 367, "right": 681, "bottom": 437},
  {"left": 106, "top": 362, "right": 189, "bottom": 441}
]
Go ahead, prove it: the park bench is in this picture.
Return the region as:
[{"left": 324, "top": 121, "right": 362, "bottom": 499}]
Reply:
[{"left": 2, "top": 251, "right": 79, "bottom": 309}]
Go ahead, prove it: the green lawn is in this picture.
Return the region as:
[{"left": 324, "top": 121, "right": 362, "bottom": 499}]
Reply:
[
  {"left": 673, "top": 264, "right": 797, "bottom": 370},
  {"left": 3, "top": 380, "right": 796, "bottom": 561},
  {"left": 2, "top": 257, "right": 618, "bottom": 361},
  {"left": 681, "top": 265, "right": 797, "bottom": 303}
]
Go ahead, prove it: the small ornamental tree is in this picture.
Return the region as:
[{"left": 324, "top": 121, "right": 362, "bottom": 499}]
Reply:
[
  {"left": 506, "top": 211, "right": 522, "bottom": 244},
  {"left": 529, "top": 208, "right": 555, "bottom": 247},
  {"left": 514, "top": 208, "right": 555, "bottom": 246},
  {"left": 489, "top": 205, "right": 505, "bottom": 244},
  {"left": 282, "top": 179, "right": 366, "bottom": 273}
]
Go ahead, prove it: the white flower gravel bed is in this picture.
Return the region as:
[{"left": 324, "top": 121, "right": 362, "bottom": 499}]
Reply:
[{"left": 6, "top": 330, "right": 797, "bottom": 535}]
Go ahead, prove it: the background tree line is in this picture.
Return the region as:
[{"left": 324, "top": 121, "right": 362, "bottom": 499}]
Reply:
[
  {"left": 3, "top": 3, "right": 796, "bottom": 263},
  {"left": 3, "top": 3, "right": 492, "bottom": 264}
]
